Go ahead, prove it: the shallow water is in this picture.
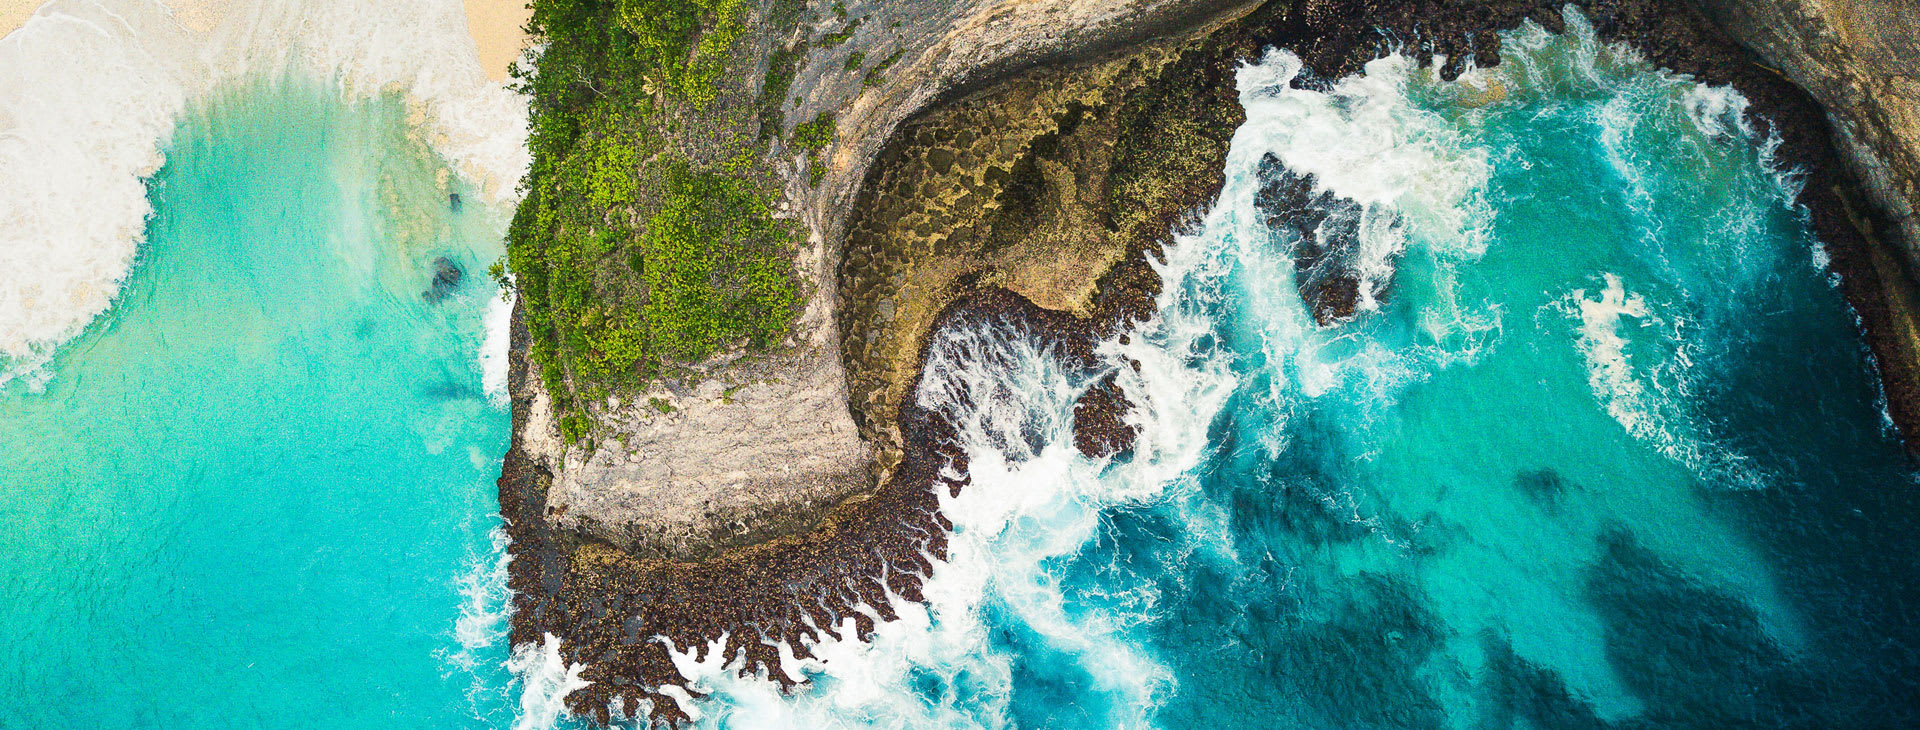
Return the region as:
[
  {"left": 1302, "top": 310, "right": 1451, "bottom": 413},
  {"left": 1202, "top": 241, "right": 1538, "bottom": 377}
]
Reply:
[
  {"left": 662, "top": 15, "right": 1920, "bottom": 730},
  {"left": 0, "top": 78, "right": 523, "bottom": 729},
  {"left": 5, "top": 10, "right": 1916, "bottom": 730}
]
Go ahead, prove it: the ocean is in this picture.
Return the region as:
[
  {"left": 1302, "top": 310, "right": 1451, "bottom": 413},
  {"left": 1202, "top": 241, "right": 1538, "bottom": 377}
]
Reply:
[
  {"left": 2, "top": 7, "right": 1915, "bottom": 730},
  {"left": 0, "top": 76, "right": 537, "bottom": 728},
  {"left": 662, "top": 14, "right": 1920, "bottom": 729}
]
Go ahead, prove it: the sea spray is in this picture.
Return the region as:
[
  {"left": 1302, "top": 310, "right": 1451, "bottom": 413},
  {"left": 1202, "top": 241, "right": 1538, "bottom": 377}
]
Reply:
[
  {"left": 638, "top": 12, "right": 1905, "bottom": 727},
  {"left": 482, "top": 284, "right": 516, "bottom": 406},
  {"left": 509, "top": 635, "right": 593, "bottom": 730},
  {"left": 0, "top": 1, "right": 195, "bottom": 387}
]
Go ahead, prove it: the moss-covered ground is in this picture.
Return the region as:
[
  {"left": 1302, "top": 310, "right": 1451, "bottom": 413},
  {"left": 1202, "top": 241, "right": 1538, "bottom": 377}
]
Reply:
[{"left": 504, "top": 0, "right": 815, "bottom": 440}]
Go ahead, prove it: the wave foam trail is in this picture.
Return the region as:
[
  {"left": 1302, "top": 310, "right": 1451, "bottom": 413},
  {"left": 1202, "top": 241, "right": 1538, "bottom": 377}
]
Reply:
[
  {"left": 0, "top": 0, "right": 196, "bottom": 389},
  {"left": 1575, "top": 272, "right": 1656, "bottom": 436},
  {"left": 482, "top": 284, "right": 516, "bottom": 406},
  {"left": 1234, "top": 46, "right": 1493, "bottom": 268},
  {"left": 0, "top": 0, "right": 527, "bottom": 388},
  {"left": 655, "top": 244, "right": 1244, "bottom": 726},
  {"left": 448, "top": 526, "right": 514, "bottom": 672},
  {"left": 508, "top": 634, "right": 592, "bottom": 730}
]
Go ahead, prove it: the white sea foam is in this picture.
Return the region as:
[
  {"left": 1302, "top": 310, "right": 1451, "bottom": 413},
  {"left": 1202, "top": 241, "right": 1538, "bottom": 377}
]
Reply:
[
  {"left": 1681, "top": 83, "right": 1752, "bottom": 140},
  {"left": 1233, "top": 45, "right": 1494, "bottom": 309},
  {"left": 481, "top": 283, "right": 516, "bottom": 406},
  {"left": 0, "top": 1, "right": 196, "bottom": 389},
  {"left": 1574, "top": 273, "right": 1657, "bottom": 435},
  {"left": 1568, "top": 273, "right": 1770, "bottom": 492},
  {"left": 0, "top": 0, "right": 528, "bottom": 388},
  {"left": 649, "top": 225, "right": 1243, "bottom": 726},
  {"left": 448, "top": 525, "right": 514, "bottom": 671},
  {"left": 507, "top": 634, "right": 592, "bottom": 730}
]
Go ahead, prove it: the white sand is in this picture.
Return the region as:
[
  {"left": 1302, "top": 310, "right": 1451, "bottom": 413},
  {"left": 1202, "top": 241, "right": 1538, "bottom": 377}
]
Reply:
[{"left": 464, "top": 0, "right": 531, "bottom": 82}]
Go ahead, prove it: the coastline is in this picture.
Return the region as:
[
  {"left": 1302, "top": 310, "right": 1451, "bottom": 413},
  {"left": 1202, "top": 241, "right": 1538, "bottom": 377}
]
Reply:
[{"left": 498, "top": 0, "right": 1920, "bottom": 724}]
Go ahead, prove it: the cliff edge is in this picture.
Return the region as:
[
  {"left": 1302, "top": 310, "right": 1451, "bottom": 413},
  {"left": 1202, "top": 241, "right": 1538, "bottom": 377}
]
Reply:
[{"left": 501, "top": 0, "right": 1920, "bottom": 722}]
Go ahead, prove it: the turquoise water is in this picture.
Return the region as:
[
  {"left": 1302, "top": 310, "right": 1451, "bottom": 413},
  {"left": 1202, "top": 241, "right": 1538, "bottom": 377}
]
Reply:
[
  {"left": 6, "top": 16, "right": 1918, "bottom": 730},
  {"left": 0, "top": 79, "right": 520, "bottom": 728},
  {"left": 668, "top": 16, "right": 1920, "bottom": 730}
]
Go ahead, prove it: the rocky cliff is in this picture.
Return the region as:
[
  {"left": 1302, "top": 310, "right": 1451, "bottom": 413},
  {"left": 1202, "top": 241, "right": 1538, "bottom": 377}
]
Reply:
[
  {"left": 502, "top": 0, "right": 1920, "bottom": 723},
  {"left": 1693, "top": 0, "right": 1918, "bottom": 268},
  {"left": 1682, "top": 0, "right": 1920, "bottom": 444},
  {"left": 520, "top": 0, "right": 1260, "bottom": 564}
]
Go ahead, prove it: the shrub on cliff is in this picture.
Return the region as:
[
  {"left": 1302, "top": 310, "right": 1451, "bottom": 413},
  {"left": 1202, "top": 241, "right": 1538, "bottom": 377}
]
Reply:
[{"left": 507, "top": 0, "right": 804, "bottom": 429}]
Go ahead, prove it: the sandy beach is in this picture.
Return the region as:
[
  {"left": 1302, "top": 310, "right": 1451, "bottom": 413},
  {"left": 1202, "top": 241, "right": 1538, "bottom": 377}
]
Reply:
[
  {"left": 7, "top": 0, "right": 528, "bottom": 84},
  {"left": 464, "top": 0, "right": 531, "bottom": 82},
  {"left": 2, "top": 0, "right": 42, "bottom": 40}
]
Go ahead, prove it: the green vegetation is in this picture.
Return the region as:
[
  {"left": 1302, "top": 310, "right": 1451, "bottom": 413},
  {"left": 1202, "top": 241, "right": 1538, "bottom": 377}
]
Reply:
[
  {"left": 791, "top": 111, "right": 838, "bottom": 188},
  {"left": 509, "top": 0, "right": 804, "bottom": 436},
  {"left": 757, "top": 41, "right": 807, "bottom": 142},
  {"left": 862, "top": 49, "right": 903, "bottom": 87},
  {"left": 791, "top": 112, "right": 836, "bottom": 151},
  {"left": 560, "top": 413, "right": 593, "bottom": 445},
  {"left": 844, "top": 50, "right": 866, "bottom": 71},
  {"left": 634, "top": 162, "right": 799, "bottom": 359},
  {"left": 817, "top": 19, "right": 860, "bottom": 48},
  {"left": 648, "top": 397, "right": 677, "bottom": 414}
]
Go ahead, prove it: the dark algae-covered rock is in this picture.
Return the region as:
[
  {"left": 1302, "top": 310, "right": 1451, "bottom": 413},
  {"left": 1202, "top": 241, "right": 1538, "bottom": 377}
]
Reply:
[
  {"left": 497, "top": 0, "right": 1920, "bottom": 724},
  {"left": 422, "top": 256, "right": 463, "bottom": 303},
  {"left": 1254, "top": 155, "right": 1378, "bottom": 325}
]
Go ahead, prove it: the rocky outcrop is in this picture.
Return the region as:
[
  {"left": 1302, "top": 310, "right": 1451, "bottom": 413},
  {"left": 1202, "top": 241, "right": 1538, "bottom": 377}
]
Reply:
[
  {"left": 526, "top": 0, "right": 1263, "bottom": 563},
  {"left": 503, "top": 0, "right": 1920, "bottom": 724},
  {"left": 1690, "top": 0, "right": 1919, "bottom": 271}
]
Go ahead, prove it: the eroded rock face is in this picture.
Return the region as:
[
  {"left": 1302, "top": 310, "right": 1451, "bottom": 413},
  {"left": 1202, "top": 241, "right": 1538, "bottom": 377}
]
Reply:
[
  {"left": 505, "top": 0, "right": 1920, "bottom": 722},
  {"left": 1689, "top": 0, "right": 1920, "bottom": 270},
  {"left": 528, "top": 0, "right": 1263, "bottom": 562}
]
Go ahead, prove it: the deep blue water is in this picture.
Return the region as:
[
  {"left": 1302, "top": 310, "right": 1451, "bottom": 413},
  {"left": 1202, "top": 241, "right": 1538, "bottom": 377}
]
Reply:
[
  {"left": 3, "top": 14, "right": 1916, "bottom": 730},
  {"left": 665, "top": 16, "right": 1920, "bottom": 730}
]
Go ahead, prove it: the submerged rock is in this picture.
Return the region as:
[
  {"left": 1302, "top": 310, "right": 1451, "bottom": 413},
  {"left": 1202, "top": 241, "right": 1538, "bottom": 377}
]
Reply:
[{"left": 422, "top": 256, "right": 462, "bottom": 302}]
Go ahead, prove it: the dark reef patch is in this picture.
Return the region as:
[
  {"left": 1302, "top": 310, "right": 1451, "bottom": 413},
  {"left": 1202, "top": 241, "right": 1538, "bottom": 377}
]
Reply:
[
  {"left": 499, "top": 0, "right": 1920, "bottom": 724},
  {"left": 1513, "top": 467, "right": 1571, "bottom": 507},
  {"left": 1581, "top": 526, "right": 1835, "bottom": 729},
  {"left": 422, "top": 256, "right": 463, "bottom": 303},
  {"left": 1479, "top": 634, "right": 1611, "bottom": 730},
  {"left": 1267, "top": 573, "right": 1450, "bottom": 730}
]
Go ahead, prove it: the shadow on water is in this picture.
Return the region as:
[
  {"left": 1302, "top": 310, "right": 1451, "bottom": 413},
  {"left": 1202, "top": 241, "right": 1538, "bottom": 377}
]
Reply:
[{"left": 1581, "top": 526, "right": 1836, "bottom": 730}]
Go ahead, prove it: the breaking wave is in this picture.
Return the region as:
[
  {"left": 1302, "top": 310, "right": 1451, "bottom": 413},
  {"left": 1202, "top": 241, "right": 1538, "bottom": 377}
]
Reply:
[
  {"left": 0, "top": 0, "right": 527, "bottom": 388},
  {"left": 618, "top": 9, "right": 1892, "bottom": 728}
]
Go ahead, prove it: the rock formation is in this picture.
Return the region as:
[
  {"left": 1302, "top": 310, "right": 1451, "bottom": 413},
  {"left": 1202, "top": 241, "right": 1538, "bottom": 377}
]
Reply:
[{"left": 500, "top": 0, "right": 1920, "bottom": 723}]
